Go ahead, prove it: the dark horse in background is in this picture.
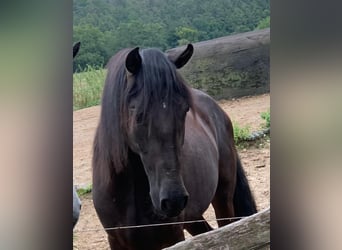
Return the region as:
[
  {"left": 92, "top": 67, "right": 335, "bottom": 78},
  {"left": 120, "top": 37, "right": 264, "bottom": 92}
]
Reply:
[
  {"left": 73, "top": 41, "right": 82, "bottom": 228},
  {"left": 92, "top": 44, "right": 257, "bottom": 249}
]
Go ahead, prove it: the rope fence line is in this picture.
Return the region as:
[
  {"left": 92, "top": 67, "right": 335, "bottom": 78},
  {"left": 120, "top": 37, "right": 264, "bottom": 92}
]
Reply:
[{"left": 74, "top": 216, "right": 248, "bottom": 233}]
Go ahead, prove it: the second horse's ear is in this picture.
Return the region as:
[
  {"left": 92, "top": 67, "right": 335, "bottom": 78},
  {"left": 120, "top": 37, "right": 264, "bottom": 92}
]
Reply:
[
  {"left": 167, "top": 44, "right": 194, "bottom": 69},
  {"left": 73, "top": 42, "right": 81, "bottom": 58},
  {"left": 126, "top": 47, "right": 141, "bottom": 75}
]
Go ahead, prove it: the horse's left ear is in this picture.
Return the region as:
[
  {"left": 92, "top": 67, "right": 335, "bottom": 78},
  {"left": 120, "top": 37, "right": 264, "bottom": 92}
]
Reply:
[
  {"left": 168, "top": 44, "right": 194, "bottom": 69},
  {"left": 73, "top": 42, "right": 81, "bottom": 58}
]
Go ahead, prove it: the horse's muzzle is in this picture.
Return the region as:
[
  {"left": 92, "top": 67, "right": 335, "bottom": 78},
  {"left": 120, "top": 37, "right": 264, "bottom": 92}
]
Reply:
[{"left": 160, "top": 194, "right": 188, "bottom": 217}]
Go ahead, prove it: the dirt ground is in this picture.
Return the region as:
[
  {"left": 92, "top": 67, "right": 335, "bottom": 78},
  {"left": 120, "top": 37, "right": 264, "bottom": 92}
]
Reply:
[{"left": 73, "top": 93, "right": 270, "bottom": 250}]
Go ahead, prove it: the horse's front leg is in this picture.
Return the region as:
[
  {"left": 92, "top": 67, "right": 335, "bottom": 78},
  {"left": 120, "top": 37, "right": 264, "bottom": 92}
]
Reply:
[{"left": 211, "top": 154, "right": 237, "bottom": 227}]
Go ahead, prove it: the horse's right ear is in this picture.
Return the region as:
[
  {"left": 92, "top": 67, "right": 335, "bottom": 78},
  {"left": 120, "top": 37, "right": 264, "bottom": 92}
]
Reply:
[
  {"left": 167, "top": 44, "right": 194, "bottom": 69},
  {"left": 73, "top": 42, "right": 81, "bottom": 58},
  {"left": 126, "top": 47, "right": 141, "bottom": 75}
]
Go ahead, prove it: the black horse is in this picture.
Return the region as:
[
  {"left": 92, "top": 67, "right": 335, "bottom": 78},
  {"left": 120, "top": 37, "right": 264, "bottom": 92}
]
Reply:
[
  {"left": 73, "top": 41, "right": 81, "bottom": 228},
  {"left": 92, "top": 44, "right": 257, "bottom": 249}
]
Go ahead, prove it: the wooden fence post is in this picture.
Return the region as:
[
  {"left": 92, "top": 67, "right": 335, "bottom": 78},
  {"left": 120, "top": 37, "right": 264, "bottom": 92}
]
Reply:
[{"left": 164, "top": 207, "right": 270, "bottom": 250}]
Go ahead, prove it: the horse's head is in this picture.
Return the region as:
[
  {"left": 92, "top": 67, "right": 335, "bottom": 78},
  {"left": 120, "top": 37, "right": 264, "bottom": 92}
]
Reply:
[{"left": 123, "top": 45, "right": 194, "bottom": 217}]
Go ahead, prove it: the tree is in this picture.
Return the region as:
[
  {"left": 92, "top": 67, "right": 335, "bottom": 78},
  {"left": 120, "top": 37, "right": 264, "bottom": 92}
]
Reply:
[
  {"left": 73, "top": 0, "right": 270, "bottom": 71},
  {"left": 73, "top": 25, "right": 109, "bottom": 70},
  {"left": 256, "top": 16, "right": 270, "bottom": 30},
  {"left": 175, "top": 27, "right": 199, "bottom": 46},
  {"left": 114, "top": 21, "right": 168, "bottom": 50}
]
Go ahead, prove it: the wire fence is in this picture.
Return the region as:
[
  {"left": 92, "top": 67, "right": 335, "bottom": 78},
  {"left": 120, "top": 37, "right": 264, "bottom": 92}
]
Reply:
[{"left": 74, "top": 215, "right": 248, "bottom": 233}]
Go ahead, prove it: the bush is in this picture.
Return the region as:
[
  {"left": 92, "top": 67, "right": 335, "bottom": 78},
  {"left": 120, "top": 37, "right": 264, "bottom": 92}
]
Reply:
[
  {"left": 256, "top": 16, "right": 270, "bottom": 30},
  {"left": 76, "top": 184, "right": 92, "bottom": 196},
  {"left": 233, "top": 123, "right": 251, "bottom": 144}
]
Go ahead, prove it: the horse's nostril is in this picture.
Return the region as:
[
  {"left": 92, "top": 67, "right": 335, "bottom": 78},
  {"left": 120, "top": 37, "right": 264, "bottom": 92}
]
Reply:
[
  {"left": 161, "top": 195, "right": 188, "bottom": 216},
  {"left": 161, "top": 198, "right": 171, "bottom": 211}
]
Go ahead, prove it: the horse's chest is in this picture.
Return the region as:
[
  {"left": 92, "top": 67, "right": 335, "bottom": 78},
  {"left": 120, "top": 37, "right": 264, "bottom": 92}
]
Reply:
[{"left": 114, "top": 194, "right": 181, "bottom": 249}]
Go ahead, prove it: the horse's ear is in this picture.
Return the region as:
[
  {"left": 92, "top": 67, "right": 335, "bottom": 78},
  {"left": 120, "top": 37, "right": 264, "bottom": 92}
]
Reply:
[
  {"left": 126, "top": 47, "right": 141, "bottom": 75},
  {"left": 73, "top": 42, "right": 81, "bottom": 58},
  {"left": 168, "top": 44, "right": 194, "bottom": 69}
]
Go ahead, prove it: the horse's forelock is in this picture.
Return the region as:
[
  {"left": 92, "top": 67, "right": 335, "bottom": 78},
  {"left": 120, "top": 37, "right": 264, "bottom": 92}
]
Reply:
[{"left": 131, "top": 48, "right": 194, "bottom": 123}]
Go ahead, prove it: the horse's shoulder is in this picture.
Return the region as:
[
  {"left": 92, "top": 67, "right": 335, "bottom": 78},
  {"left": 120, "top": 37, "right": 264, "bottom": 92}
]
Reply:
[
  {"left": 190, "top": 88, "right": 224, "bottom": 115},
  {"left": 190, "top": 88, "right": 233, "bottom": 130},
  {"left": 191, "top": 88, "right": 215, "bottom": 107}
]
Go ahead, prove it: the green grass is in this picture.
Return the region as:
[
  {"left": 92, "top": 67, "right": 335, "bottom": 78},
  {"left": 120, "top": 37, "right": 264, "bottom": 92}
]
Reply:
[
  {"left": 73, "top": 66, "right": 106, "bottom": 110},
  {"left": 76, "top": 184, "right": 92, "bottom": 196},
  {"left": 261, "top": 109, "right": 270, "bottom": 129},
  {"left": 233, "top": 122, "right": 251, "bottom": 144}
]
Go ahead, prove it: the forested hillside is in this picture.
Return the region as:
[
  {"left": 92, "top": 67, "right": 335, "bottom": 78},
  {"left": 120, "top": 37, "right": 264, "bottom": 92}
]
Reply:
[{"left": 73, "top": 0, "right": 269, "bottom": 71}]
